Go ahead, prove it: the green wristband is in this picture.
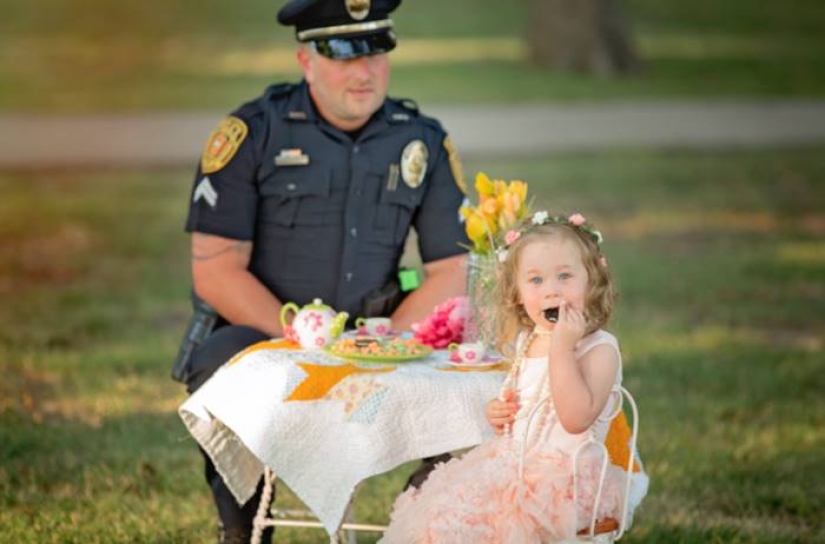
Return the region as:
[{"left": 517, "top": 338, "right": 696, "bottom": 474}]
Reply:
[{"left": 398, "top": 268, "right": 420, "bottom": 292}]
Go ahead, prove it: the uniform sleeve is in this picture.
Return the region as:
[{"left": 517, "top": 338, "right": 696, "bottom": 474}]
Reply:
[
  {"left": 413, "top": 131, "right": 471, "bottom": 263},
  {"left": 184, "top": 111, "right": 263, "bottom": 241}
]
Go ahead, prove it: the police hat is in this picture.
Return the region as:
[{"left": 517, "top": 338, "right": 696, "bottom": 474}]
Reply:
[{"left": 277, "top": 0, "right": 401, "bottom": 60}]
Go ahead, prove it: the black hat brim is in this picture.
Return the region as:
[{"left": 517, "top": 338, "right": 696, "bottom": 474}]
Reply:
[{"left": 310, "top": 31, "right": 397, "bottom": 60}]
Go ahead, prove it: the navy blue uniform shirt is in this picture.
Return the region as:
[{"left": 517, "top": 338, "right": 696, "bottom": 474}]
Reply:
[{"left": 185, "top": 81, "right": 469, "bottom": 317}]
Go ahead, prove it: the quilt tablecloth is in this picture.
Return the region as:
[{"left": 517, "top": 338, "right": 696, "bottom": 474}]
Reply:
[{"left": 178, "top": 341, "right": 507, "bottom": 535}]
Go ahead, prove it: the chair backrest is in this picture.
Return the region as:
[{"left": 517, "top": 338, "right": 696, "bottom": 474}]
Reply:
[
  {"left": 518, "top": 385, "right": 641, "bottom": 541},
  {"left": 573, "top": 385, "right": 640, "bottom": 541}
]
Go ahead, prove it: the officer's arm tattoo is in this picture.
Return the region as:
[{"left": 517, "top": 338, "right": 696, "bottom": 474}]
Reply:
[{"left": 191, "top": 234, "right": 252, "bottom": 261}]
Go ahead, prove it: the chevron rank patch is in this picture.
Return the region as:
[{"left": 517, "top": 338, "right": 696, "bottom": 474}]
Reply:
[
  {"left": 193, "top": 176, "right": 218, "bottom": 208},
  {"left": 443, "top": 136, "right": 466, "bottom": 194},
  {"left": 201, "top": 116, "right": 248, "bottom": 174}
]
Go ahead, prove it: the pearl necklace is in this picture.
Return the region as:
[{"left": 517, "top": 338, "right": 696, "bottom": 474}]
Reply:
[{"left": 499, "top": 331, "right": 554, "bottom": 440}]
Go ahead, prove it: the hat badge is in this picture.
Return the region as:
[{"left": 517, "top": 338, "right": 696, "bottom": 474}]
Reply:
[
  {"left": 401, "top": 140, "right": 429, "bottom": 189},
  {"left": 346, "top": 0, "right": 370, "bottom": 21}
]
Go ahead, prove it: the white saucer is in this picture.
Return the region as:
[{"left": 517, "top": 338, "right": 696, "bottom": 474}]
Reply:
[{"left": 445, "top": 354, "right": 503, "bottom": 367}]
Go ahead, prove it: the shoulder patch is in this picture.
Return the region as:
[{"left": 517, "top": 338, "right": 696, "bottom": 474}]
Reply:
[
  {"left": 443, "top": 136, "right": 467, "bottom": 194},
  {"left": 201, "top": 116, "right": 249, "bottom": 174}
]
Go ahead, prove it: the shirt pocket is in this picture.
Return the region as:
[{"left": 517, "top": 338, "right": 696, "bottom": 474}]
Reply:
[
  {"left": 258, "top": 165, "right": 333, "bottom": 227},
  {"left": 374, "top": 177, "right": 424, "bottom": 246}
]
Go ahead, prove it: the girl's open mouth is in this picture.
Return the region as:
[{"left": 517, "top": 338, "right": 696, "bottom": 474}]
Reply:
[{"left": 543, "top": 307, "right": 559, "bottom": 323}]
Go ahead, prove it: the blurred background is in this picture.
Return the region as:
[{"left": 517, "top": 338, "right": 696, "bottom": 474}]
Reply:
[{"left": 1, "top": 1, "right": 823, "bottom": 542}]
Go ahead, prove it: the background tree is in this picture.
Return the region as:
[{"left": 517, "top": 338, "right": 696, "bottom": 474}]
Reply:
[{"left": 526, "top": 0, "right": 642, "bottom": 77}]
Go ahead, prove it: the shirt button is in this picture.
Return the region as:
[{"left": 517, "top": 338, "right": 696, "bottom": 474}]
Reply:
[
  {"left": 353, "top": 145, "right": 360, "bottom": 154},
  {"left": 355, "top": 189, "right": 362, "bottom": 196},
  {"left": 286, "top": 183, "right": 296, "bottom": 191},
  {"left": 350, "top": 228, "right": 358, "bottom": 238},
  {"left": 345, "top": 272, "right": 353, "bottom": 282}
]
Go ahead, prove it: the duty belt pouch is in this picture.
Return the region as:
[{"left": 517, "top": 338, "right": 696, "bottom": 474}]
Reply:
[
  {"left": 360, "top": 278, "right": 407, "bottom": 318},
  {"left": 170, "top": 296, "right": 218, "bottom": 383}
]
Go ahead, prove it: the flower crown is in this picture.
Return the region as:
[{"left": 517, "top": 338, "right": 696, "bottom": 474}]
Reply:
[{"left": 496, "top": 211, "right": 604, "bottom": 263}]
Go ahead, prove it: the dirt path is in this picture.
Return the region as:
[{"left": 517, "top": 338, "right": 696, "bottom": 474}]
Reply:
[{"left": 2, "top": 99, "right": 824, "bottom": 169}]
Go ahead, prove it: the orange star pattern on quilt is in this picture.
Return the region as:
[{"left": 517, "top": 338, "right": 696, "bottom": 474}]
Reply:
[{"left": 286, "top": 363, "right": 395, "bottom": 402}]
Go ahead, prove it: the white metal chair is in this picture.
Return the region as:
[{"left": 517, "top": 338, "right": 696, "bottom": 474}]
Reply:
[{"left": 518, "top": 385, "right": 643, "bottom": 543}]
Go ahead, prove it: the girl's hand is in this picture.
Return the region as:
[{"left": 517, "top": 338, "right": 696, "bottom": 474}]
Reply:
[
  {"left": 551, "top": 300, "right": 586, "bottom": 354},
  {"left": 486, "top": 388, "right": 518, "bottom": 435}
]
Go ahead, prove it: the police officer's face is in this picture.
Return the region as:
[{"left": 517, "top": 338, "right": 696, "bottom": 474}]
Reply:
[{"left": 298, "top": 46, "right": 390, "bottom": 132}]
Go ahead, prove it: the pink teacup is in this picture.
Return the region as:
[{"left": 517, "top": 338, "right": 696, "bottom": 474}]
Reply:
[
  {"left": 447, "top": 342, "right": 486, "bottom": 364},
  {"left": 355, "top": 317, "right": 393, "bottom": 337}
]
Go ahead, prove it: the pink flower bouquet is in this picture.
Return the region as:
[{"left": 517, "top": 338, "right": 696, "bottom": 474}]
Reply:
[{"left": 412, "top": 296, "right": 470, "bottom": 349}]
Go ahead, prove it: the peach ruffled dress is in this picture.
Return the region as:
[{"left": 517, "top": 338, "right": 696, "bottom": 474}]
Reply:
[{"left": 380, "top": 330, "right": 647, "bottom": 544}]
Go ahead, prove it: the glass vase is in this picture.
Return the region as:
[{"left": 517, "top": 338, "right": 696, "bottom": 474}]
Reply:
[{"left": 465, "top": 252, "right": 498, "bottom": 349}]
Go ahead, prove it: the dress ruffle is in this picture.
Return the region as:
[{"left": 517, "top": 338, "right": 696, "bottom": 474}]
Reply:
[{"left": 380, "top": 436, "right": 626, "bottom": 544}]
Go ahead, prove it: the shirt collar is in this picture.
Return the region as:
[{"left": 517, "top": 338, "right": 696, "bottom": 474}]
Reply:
[
  {"left": 283, "top": 80, "right": 404, "bottom": 141},
  {"left": 282, "top": 80, "right": 317, "bottom": 122}
]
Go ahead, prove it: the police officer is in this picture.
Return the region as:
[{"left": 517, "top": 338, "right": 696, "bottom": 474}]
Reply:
[{"left": 178, "top": 0, "right": 470, "bottom": 541}]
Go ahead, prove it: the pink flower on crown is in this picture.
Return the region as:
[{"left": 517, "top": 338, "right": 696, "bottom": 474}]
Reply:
[
  {"left": 504, "top": 229, "right": 521, "bottom": 245},
  {"left": 568, "top": 213, "right": 586, "bottom": 226}
]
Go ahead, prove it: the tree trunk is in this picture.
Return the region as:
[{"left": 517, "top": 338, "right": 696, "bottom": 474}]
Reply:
[{"left": 526, "top": 0, "right": 642, "bottom": 77}]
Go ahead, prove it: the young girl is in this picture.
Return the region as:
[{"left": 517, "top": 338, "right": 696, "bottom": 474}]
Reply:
[{"left": 380, "top": 212, "right": 647, "bottom": 543}]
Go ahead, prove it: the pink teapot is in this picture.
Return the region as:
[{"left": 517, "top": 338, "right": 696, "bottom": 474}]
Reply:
[{"left": 280, "top": 298, "right": 349, "bottom": 350}]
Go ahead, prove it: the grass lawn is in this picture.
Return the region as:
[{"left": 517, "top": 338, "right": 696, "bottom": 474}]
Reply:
[
  {"left": 1, "top": 149, "right": 823, "bottom": 542},
  {"left": 2, "top": 0, "right": 825, "bottom": 112}
]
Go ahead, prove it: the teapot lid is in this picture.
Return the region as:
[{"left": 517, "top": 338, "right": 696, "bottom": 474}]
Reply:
[{"left": 305, "top": 298, "right": 330, "bottom": 311}]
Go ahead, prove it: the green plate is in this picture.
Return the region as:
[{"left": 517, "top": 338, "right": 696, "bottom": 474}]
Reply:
[{"left": 325, "top": 345, "right": 434, "bottom": 363}]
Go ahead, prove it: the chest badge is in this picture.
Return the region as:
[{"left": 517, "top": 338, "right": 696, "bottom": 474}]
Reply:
[{"left": 400, "top": 140, "right": 428, "bottom": 189}]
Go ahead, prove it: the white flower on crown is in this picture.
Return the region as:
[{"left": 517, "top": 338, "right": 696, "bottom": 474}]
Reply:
[
  {"left": 497, "top": 248, "right": 509, "bottom": 263},
  {"left": 593, "top": 230, "right": 604, "bottom": 244},
  {"left": 531, "top": 211, "right": 549, "bottom": 225}
]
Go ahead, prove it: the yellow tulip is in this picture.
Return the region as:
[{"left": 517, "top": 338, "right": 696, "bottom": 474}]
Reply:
[
  {"left": 493, "top": 180, "right": 507, "bottom": 197},
  {"left": 465, "top": 212, "right": 489, "bottom": 248},
  {"left": 499, "top": 195, "right": 519, "bottom": 226},
  {"left": 481, "top": 197, "right": 499, "bottom": 217},
  {"left": 509, "top": 180, "right": 528, "bottom": 204},
  {"left": 501, "top": 189, "right": 522, "bottom": 217},
  {"left": 475, "top": 172, "right": 494, "bottom": 196},
  {"left": 463, "top": 173, "right": 532, "bottom": 254}
]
